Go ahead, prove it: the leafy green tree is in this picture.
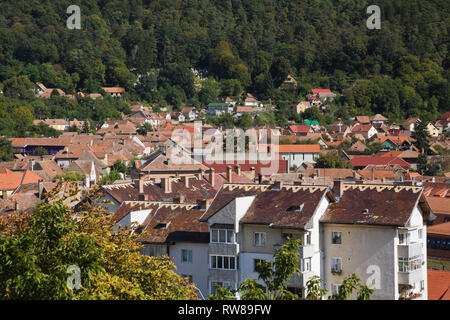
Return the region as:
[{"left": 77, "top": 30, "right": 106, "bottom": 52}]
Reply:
[
  {"left": 0, "top": 137, "right": 14, "bottom": 161},
  {"left": 3, "top": 75, "right": 35, "bottom": 100},
  {"left": 314, "top": 150, "right": 352, "bottom": 169},
  {"left": 0, "top": 192, "right": 197, "bottom": 300},
  {"left": 411, "top": 120, "right": 430, "bottom": 153}
]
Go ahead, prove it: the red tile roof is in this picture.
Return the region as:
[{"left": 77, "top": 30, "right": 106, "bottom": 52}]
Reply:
[
  {"left": 350, "top": 156, "right": 411, "bottom": 168},
  {"left": 288, "top": 125, "right": 311, "bottom": 134},
  {"left": 352, "top": 124, "right": 374, "bottom": 132},
  {"left": 0, "top": 169, "right": 42, "bottom": 191},
  {"left": 428, "top": 270, "right": 450, "bottom": 300},
  {"left": 312, "top": 89, "right": 332, "bottom": 94}
]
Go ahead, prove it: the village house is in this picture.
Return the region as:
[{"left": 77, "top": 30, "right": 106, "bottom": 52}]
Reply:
[
  {"left": 101, "top": 87, "right": 125, "bottom": 97},
  {"left": 243, "top": 93, "right": 260, "bottom": 107},
  {"left": 311, "top": 89, "right": 336, "bottom": 102},
  {"left": 403, "top": 117, "right": 420, "bottom": 132},
  {"left": 292, "top": 101, "right": 311, "bottom": 114},
  {"left": 351, "top": 124, "right": 378, "bottom": 140}
]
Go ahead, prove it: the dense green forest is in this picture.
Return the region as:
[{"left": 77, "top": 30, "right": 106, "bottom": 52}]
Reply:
[{"left": 0, "top": 0, "right": 448, "bottom": 136}]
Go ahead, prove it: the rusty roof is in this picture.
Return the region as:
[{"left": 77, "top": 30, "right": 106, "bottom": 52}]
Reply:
[
  {"left": 200, "top": 183, "right": 333, "bottom": 230},
  {"left": 103, "top": 177, "right": 217, "bottom": 204},
  {"left": 140, "top": 203, "right": 209, "bottom": 244},
  {"left": 321, "top": 184, "right": 427, "bottom": 227}
]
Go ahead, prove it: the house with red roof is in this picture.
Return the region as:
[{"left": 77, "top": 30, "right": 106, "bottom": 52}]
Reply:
[
  {"left": 0, "top": 168, "right": 42, "bottom": 200},
  {"left": 351, "top": 124, "right": 377, "bottom": 140},
  {"left": 101, "top": 87, "right": 125, "bottom": 97},
  {"left": 311, "top": 89, "right": 336, "bottom": 101},
  {"left": 288, "top": 125, "right": 313, "bottom": 136},
  {"left": 258, "top": 144, "right": 320, "bottom": 170},
  {"left": 350, "top": 156, "right": 411, "bottom": 170}
]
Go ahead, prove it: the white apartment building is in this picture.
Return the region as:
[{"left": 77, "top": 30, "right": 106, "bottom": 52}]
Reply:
[{"left": 198, "top": 181, "right": 433, "bottom": 300}]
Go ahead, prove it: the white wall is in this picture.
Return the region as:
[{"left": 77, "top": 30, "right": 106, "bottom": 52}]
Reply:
[{"left": 170, "top": 242, "right": 210, "bottom": 299}]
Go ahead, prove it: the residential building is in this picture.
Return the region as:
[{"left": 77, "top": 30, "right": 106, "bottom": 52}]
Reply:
[{"left": 321, "top": 182, "right": 431, "bottom": 300}]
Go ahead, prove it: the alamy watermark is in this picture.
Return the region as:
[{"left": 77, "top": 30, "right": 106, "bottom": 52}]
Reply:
[
  {"left": 66, "top": 265, "right": 82, "bottom": 290},
  {"left": 366, "top": 5, "right": 381, "bottom": 30},
  {"left": 67, "top": 5, "right": 81, "bottom": 30}
]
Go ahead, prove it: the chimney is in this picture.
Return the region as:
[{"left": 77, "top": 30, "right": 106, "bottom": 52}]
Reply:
[
  {"left": 29, "top": 159, "right": 35, "bottom": 171},
  {"left": 182, "top": 175, "right": 190, "bottom": 188},
  {"left": 371, "top": 167, "right": 375, "bottom": 181},
  {"left": 235, "top": 165, "right": 241, "bottom": 176},
  {"left": 209, "top": 168, "right": 215, "bottom": 187},
  {"left": 161, "top": 177, "right": 172, "bottom": 193},
  {"left": 134, "top": 177, "right": 144, "bottom": 194},
  {"left": 272, "top": 181, "right": 283, "bottom": 190},
  {"left": 138, "top": 193, "right": 149, "bottom": 201},
  {"left": 332, "top": 179, "right": 345, "bottom": 199},
  {"left": 197, "top": 198, "right": 212, "bottom": 210},
  {"left": 197, "top": 169, "right": 203, "bottom": 180},
  {"left": 226, "top": 166, "right": 233, "bottom": 183},
  {"left": 174, "top": 195, "right": 185, "bottom": 204},
  {"left": 352, "top": 171, "right": 356, "bottom": 180}
]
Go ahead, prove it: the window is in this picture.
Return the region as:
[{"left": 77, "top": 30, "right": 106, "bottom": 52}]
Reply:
[
  {"left": 331, "top": 284, "right": 341, "bottom": 296},
  {"left": 254, "top": 232, "right": 266, "bottom": 247},
  {"left": 300, "top": 258, "right": 311, "bottom": 272},
  {"left": 305, "top": 232, "right": 311, "bottom": 245},
  {"left": 181, "top": 249, "right": 193, "bottom": 263},
  {"left": 331, "top": 258, "right": 342, "bottom": 272},
  {"left": 399, "top": 232, "right": 411, "bottom": 245},
  {"left": 211, "top": 229, "right": 235, "bottom": 244},
  {"left": 420, "top": 280, "right": 425, "bottom": 291},
  {"left": 398, "top": 255, "right": 424, "bottom": 272},
  {"left": 331, "top": 232, "right": 342, "bottom": 244},
  {"left": 399, "top": 233, "right": 405, "bottom": 244},
  {"left": 418, "top": 228, "right": 423, "bottom": 240},
  {"left": 210, "top": 255, "right": 237, "bottom": 270},
  {"left": 254, "top": 259, "right": 264, "bottom": 272}
]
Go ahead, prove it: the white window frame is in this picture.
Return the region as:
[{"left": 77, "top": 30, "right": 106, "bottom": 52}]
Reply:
[
  {"left": 331, "top": 284, "right": 341, "bottom": 296},
  {"left": 210, "top": 255, "right": 237, "bottom": 270},
  {"left": 331, "top": 257, "right": 342, "bottom": 272},
  {"left": 254, "top": 232, "right": 266, "bottom": 247},
  {"left": 398, "top": 255, "right": 424, "bottom": 272},
  {"left": 211, "top": 229, "right": 235, "bottom": 244},
  {"left": 300, "top": 257, "right": 311, "bottom": 272},
  {"left": 181, "top": 249, "right": 193, "bottom": 263},
  {"left": 331, "top": 232, "right": 342, "bottom": 245}
]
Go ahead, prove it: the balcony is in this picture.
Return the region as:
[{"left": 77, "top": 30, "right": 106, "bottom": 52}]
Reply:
[
  {"left": 398, "top": 269, "right": 423, "bottom": 285},
  {"left": 398, "top": 242, "right": 423, "bottom": 258},
  {"left": 209, "top": 242, "right": 239, "bottom": 256},
  {"left": 208, "top": 269, "right": 239, "bottom": 283},
  {"left": 273, "top": 244, "right": 315, "bottom": 258},
  {"left": 286, "top": 271, "right": 313, "bottom": 288}
]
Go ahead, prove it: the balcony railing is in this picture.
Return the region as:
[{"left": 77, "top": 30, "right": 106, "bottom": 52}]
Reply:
[
  {"left": 398, "top": 269, "right": 423, "bottom": 285},
  {"left": 398, "top": 242, "right": 423, "bottom": 258}
]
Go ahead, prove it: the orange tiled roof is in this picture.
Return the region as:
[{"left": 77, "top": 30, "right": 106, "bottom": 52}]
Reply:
[
  {"left": 428, "top": 270, "right": 450, "bottom": 300},
  {"left": 0, "top": 169, "right": 42, "bottom": 191}
]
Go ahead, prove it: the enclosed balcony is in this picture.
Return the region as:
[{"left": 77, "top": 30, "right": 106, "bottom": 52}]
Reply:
[{"left": 398, "top": 242, "right": 424, "bottom": 258}]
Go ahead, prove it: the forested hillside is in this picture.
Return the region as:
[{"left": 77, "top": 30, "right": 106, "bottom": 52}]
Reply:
[{"left": 0, "top": 0, "right": 448, "bottom": 136}]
